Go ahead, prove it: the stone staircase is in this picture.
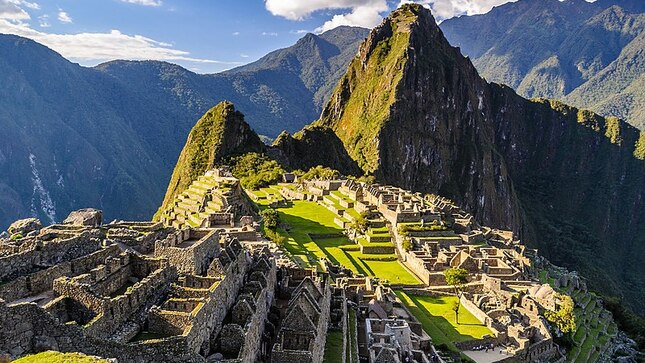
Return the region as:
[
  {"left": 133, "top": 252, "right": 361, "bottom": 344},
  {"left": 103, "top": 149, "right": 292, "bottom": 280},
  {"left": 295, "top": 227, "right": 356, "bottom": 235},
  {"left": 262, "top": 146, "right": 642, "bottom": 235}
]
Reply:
[{"left": 160, "top": 175, "right": 230, "bottom": 229}]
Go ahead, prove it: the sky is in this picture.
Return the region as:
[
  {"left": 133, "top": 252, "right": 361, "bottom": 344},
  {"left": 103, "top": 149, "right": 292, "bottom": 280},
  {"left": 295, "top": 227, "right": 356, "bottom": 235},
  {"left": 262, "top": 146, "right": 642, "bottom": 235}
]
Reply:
[{"left": 0, "top": 0, "right": 527, "bottom": 73}]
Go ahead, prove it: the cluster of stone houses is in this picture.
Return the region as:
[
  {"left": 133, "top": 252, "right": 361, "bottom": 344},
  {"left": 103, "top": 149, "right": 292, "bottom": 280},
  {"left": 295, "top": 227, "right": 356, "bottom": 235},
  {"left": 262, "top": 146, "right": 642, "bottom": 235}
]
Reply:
[
  {"left": 0, "top": 171, "right": 585, "bottom": 362},
  {"left": 0, "top": 172, "right": 330, "bottom": 363},
  {"left": 281, "top": 178, "right": 564, "bottom": 362}
]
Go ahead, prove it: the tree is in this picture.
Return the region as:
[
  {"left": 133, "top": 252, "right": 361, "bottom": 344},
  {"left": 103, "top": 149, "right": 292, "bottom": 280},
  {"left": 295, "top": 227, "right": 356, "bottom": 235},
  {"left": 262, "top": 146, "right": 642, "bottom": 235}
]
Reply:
[
  {"left": 351, "top": 211, "right": 369, "bottom": 233},
  {"left": 445, "top": 268, "right": 468, "bottom": 324},
  {"left": 260, "top": 208, "right": 279, "bottom": 231},
  {"left": 444, "top": 268, "right": 469, "bottom": 296},
  {"left": 300, "top": 165, "right": 340, "bottom": 181},
  {"left": 452, "top": 300, "right": 461, "bottom": 324},
  {"left": 230, "top": 152, "right": 284, "bottom": 190},
  {"left": 544, "top": 293, "right": 577, "bottom": 334}
]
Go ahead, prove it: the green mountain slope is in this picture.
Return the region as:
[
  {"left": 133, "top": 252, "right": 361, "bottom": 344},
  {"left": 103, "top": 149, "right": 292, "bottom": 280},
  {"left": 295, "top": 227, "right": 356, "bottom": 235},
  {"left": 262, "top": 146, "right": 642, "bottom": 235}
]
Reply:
[
  {"left": 440, "top": 0, "right": 645, "bottom": 130},
  {"left": 157, "top": 101, "right": 264, "bottom": 215},
  {"left": 273, "top": 4, "right": 645, "bottom": 315},
  {"left": 0, "top": 27, "right": 366, "bottom": 229}
]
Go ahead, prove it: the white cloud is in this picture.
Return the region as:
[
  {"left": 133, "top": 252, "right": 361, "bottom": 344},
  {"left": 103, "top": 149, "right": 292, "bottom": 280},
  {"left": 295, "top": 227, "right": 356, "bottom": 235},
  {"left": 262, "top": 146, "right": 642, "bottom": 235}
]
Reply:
[
  {"left": 240, "top": 53, "right": 249, "bottom": 58},
  {"left": 57, "top": 9, "right": 72, "bottom": 23},
  {"left": 398, "top": 0, "right": 517, "bottom": 20},
  {"left": 21, "top": 1, "right": 39, "bottom": 10},
  {"left": 0, "top": 0, "right": 240, "bottom": 72},
  {"left": 0, "top": 0, "right": 30, "bottom": 21},
  {"left": 261, "top": 31, "right": 278, "bottom": 36},
  {"left": 0, "top": 20, "right": 235, "bottom": 67},
  {"left": 120, "top": 0, "right": 162, "bottom": 6},
  {"left": 37, "top": 14, "right": 48, "bottom": 27},
  {"left": 265, "top": 0, "right": 388, "bottom": 33},
  {"left": 232, "top": 31, "right": 240, "bottom": 36}
]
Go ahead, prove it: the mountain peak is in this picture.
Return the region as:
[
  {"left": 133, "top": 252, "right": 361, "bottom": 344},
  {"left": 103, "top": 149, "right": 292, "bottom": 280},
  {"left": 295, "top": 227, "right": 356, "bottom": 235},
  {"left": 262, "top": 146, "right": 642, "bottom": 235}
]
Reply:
[{"left": 156, "top": 101, "right": 264, "bottom": 217}]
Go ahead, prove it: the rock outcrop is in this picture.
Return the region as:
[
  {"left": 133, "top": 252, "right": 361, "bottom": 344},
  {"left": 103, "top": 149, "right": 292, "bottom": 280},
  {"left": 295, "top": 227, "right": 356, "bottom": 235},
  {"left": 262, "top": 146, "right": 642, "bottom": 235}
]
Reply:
[
  {"left": 7, "top": 218, "right": 42, "bottom": 236},
  {"left": 63, "top": 209, "right": 103, "bottom": 227}
]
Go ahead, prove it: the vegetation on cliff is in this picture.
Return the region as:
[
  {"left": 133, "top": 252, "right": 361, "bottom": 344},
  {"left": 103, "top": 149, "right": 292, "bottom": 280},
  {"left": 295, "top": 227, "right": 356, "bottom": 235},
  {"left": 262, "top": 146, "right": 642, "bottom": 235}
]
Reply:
[
  {"left": 230, "top": 152, "right": 284, "bottom": 190},
  {"left": 317, "top": 6, "right": 414, "bottom": 172},
  {"left": 156, "top": 102, "right": 264, "bottom": 218}
]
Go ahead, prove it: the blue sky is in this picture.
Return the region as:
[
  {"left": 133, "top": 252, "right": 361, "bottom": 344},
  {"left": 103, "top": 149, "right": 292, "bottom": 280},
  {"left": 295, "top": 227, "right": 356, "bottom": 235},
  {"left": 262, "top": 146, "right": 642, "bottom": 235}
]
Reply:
[{"left": 0, "top": 0, "right": 525, "bottom": 73}]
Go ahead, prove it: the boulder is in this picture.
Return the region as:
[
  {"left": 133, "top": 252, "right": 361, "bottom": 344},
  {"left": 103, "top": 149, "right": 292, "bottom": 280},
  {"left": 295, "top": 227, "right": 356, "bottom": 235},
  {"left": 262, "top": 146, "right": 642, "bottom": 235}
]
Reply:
[
  {"left": 7, "top": 218, "right": 42, "bottom": 236},
  {"left": 33, "top": 335, "right": 59, "bottom": 352},
  {"left": 0, "top": 231, "right": 9, "bottom": 241},
  {"left": 63, "top": 208, "right": 103, "bottom": 227}
]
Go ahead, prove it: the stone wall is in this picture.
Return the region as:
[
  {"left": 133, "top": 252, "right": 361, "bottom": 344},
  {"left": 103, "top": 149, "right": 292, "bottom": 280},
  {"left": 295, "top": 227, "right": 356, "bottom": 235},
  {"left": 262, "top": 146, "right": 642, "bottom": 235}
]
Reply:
[
  {"left": 225, "top": 257, "right": 277, "bottom": 362},
  {"left": 52, "top": 256, "right": 177, "bottom": 339},
  {"left": 1, "top": 245, "right": 122, "bottom": 303},
  {"left": 360, "top": 245, "right": 395, "bottom": 254},
  {"left": 0, "top": 233, "right": 101, "bottom": 281},
  {"left": 155, "top": 229, "right": 220, "bottom": 275}
]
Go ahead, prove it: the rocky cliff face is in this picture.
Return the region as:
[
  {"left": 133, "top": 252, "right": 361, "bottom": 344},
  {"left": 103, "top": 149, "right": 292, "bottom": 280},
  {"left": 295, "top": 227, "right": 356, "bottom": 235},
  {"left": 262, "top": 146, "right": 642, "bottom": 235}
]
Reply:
[
  {"left": 274, "top": 4, "right": 645, "bottom": 313},
  {"left": 157, "top": 101, "right": 265, "bottom": 216}
]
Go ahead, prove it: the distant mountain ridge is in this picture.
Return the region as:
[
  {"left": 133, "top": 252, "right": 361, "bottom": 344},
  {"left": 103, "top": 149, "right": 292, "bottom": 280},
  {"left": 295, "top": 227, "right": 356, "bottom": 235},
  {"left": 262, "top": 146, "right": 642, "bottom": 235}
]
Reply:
[
  {"left": 440, "top": 0, "right": 645, "bottom": 130},
  {"left": 0, "top": 27, "right": 368, "bottom": 229}
]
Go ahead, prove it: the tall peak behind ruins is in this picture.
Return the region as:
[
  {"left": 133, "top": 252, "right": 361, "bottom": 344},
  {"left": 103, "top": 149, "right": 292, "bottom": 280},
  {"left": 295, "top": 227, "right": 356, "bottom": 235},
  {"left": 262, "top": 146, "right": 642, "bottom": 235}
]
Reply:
[{"left": 271, "top": 4, "right": 645, "bottom": 313}]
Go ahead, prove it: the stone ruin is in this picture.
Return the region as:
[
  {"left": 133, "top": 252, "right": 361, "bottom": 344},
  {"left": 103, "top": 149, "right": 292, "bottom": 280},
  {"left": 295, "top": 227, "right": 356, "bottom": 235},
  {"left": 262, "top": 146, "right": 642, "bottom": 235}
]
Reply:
[{"left": 0, "top": 197, "right": 331, "bottom": 363}]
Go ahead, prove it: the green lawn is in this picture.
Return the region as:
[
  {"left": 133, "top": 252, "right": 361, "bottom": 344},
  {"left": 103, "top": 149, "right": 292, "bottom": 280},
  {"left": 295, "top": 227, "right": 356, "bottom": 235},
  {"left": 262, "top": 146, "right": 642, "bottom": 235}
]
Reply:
[
  {"left": 348, "top": 309, "right": 358, "bottom": 363},
  {"left": 323, "top": 330, "right": 344, "bottom": 363},
  {"left": 13, "top": 351, "right": 109, "bottom": 363},
  {"left": 260, "top": 199, "right": 420, "bottom": 284},
  {"left": 396, "top": 291, "right": 492, "bottom": 348}
]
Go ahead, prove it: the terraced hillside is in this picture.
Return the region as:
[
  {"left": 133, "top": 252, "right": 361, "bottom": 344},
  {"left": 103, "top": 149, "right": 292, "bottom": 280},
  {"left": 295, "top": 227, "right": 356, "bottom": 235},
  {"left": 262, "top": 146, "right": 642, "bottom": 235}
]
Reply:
[
  {"left": 539, "top": 268, "right": 623, "bottom": 362},
  {"left": 248, "top": 184, "right": 421, "bottom": 286},
  {"left": 159, "top": 172, "right": 252, "bottom": 229}
]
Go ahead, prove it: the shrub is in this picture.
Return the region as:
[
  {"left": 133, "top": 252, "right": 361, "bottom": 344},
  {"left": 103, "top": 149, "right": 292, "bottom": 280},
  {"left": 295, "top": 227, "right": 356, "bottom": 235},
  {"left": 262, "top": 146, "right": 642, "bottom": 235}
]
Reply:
[
  {"left": 544, "top": 293, "right": 576, "bottom": 334},
  {"left": 10, "top": 233, "right": 23, "bottom": 240},
  {"left": 402, "top": 238, "right": 413, "bottom": 251},
  {"left": 349, "top": 174, "right": 376, "bottom": 184},
  {"left": 230, "top": 152, "right": 284, "bottom": 190},
  {"left": 265, "top": 229, "right": 285, "bottom": 245},
  {"left": 260, "top": 208, "right": 280, "bottom": 230},
  {"left": 398, "top": 223, "right": 448, "bottom": 236},
  {"left": 360, "top": 255, "right": 397, "bottom": 262},
  {"left": 339, "top": 245, "right": 361, "bottom": 251},
  {"left": 300, "top": 165, "right": 340, "bottom": 181}
]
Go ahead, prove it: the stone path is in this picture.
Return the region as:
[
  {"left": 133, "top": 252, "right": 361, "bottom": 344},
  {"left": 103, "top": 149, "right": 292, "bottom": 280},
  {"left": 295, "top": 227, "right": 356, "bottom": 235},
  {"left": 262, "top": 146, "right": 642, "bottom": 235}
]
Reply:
[{"left": 462, "top": 347, "right": 513, "bottom": 363}]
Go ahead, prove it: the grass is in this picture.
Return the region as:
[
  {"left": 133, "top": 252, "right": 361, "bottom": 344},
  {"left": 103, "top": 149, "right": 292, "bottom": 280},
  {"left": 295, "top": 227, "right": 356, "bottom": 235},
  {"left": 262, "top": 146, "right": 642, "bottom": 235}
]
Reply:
[
  {"left": 323, "top": 330, "right": 344, "bottom": 363},
  {"left": 13, "top": 351, "right": 109, "bottom": 363},
  {"left": 348, "top": 309, "right": 358, "bottom": 363},
  {"left": 396, "top": 291, "right": 492, "bottom": 349},
  {"left": 259, "top": 199, "right": 419, "bottom": 284}
]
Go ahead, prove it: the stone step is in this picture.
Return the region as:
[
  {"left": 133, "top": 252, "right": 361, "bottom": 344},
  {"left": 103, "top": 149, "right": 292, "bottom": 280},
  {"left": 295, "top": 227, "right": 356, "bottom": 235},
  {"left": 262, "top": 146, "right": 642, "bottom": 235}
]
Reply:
[
  {"left": 177, "top": 200, "right": 201, "bottom": 213},
  {"left": 197, "top": 175, "right": 217, "bottom": 183},
  {"left": 204, "top": 205, "right": 220, "bottom": 214},
  {"left": 183, "top": 188, "right": 204, "bottom": 199},
  {"left": 192, "top": 180, "right": 217, "bottom": 190},
  {"left": 187, "top": 215, "right": 203, "bottom": 228},
  {"left": 188, "top": 184, "right": 210, "bottom": 196}
]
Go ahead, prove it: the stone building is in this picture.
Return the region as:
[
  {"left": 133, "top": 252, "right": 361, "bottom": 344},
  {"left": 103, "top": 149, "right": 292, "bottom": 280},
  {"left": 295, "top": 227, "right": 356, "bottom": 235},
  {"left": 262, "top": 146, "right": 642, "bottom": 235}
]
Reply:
[
  {"left": 365, "top": 318, "right": 431, "bottom": 363},
  {"left": 271, "top": 270, "right": 331, "bottom": 363}
]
